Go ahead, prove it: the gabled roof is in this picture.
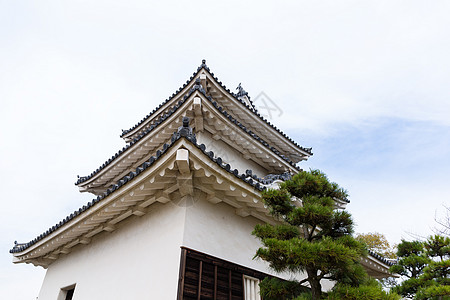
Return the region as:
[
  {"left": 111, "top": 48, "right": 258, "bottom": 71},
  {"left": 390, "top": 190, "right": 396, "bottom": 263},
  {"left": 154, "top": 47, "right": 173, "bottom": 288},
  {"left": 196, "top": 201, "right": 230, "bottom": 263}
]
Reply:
[
  {"left": 367, "top": 250, "right": 394, "bottom": 266},
  {"left": 120, "top": 60, "right": 312, "bottom": 159},
  {"left": 362, "top": 250, "right": 397, "bottom": 279},
  {"left": 75, "top": 81, "right": 303, "bottom": 195},
  {"left": 11, "top": 122, "right": 295, "bottom": 267}
]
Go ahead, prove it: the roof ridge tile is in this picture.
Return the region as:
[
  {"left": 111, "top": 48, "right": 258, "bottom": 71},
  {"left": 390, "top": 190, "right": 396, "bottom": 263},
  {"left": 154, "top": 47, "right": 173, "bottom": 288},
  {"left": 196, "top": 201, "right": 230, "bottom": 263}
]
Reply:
[
  {"left": 119, "top": 60, "right": 312, "bottom": 156},
  {"left": 76, "top": 83, "right": 301, "bottom": 186}
]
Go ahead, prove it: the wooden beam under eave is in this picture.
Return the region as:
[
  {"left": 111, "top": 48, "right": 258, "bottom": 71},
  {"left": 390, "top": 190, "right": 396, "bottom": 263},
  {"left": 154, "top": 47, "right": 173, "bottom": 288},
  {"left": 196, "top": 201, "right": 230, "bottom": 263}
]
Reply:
[
  {"left": 85, "top": 225, "right": 105, "bottom": 238},
  {"left": 236, "top": 208, "right": 251, "bottom": 217},
  {"left": 155, "top": 191, "right": 171, "bottom": 203},
  {"left": 140, "top": 196, "right": 156, "bottom": 208},
  {"left": 178, "top": 174, "right": 193, "bottom": 197},
  {"left": 109, "top": 210, "right": 133, "bottom": 224},
  {"left": 131, "top": 206, "right": 146, "bottom": 217},
  {"left": 103, "top": 223, "right": 116, "bottom": 232},
  {"left": 59, "top": 246, "right": 71, "bottom": 254},
  {"left": 176, "top": 149, "right": 190, "bottom": 175},
  {"left": 193, "top": 97, "right": 204, "bottom": 132}
]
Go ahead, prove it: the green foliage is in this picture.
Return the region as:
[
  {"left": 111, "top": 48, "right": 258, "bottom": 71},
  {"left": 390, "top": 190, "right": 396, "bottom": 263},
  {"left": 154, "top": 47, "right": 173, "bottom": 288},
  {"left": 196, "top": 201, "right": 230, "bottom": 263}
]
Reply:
[
  {"left": 390, "top": 240, "right": 430, "bottom": 298},
  {"left": 258, "top": 277, "right": 309, "bottom": 300},
  {"left": 328, "top": 278, "right": 401, "bottom": 300},
  {"left": 390, "top": 235, "right": 450, "bottom": 299},
  {"left": 415, "top": 235, "right": 450, "bottom": 299},
  {"left": 424, "top": 235, "right": 450, "bottom": 261},
  {"left": 291, "top": 293, "right": 313, "bottom": 300},
  {"left": 390, "top": 240, "right": 429, "bottom": 278},
  {"left": 415, "top": 285, "right": 450, "bottom": 300},
  {"left": 331, "top": 256, "right": 368, "bottom": 287},
  {"left": 280, "top": 169, "right": 348, "bottom": 202},
  {"left": 253, "top": 170, "right": 368, "bottom": 300},
  {"left": 392, "top": 278, "right": 423, "bottom": 299}
]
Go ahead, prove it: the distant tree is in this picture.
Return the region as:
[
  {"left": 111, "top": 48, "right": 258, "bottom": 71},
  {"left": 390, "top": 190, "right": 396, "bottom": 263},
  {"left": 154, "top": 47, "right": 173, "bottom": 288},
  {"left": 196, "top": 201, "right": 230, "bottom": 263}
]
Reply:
[
  {"left": 390, "top": 240, "right": 430, "bottom": 298},
  {"left": 356, "top": 232, "right": 397, "bottom": 259},
  {"left": 415, "top": 235, "right": 450, "bottom": 299},
  {"left": 434, "top": 205, "right": 450, "bottom": 237},
  {"left": 253, "top": 170, "right": 368, "bottom": 300},
  {"left": 356, "top": 232, "right": 398, "bottom": 289}
]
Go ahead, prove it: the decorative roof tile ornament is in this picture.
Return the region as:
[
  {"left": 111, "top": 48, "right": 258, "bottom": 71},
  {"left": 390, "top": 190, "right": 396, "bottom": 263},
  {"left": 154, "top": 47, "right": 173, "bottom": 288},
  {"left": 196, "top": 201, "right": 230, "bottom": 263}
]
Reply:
[
  {"left": 236, "top": 83, "right": 256, "bottom": 112},
  {"left": 75, "top": 83, "right": 304, "bottom": 187},
  {"left": 172, "top": 116, "right": 196, "bottom": 142},
  {"left": 119, "top": 60, "right": 312, "bottom": 157}
]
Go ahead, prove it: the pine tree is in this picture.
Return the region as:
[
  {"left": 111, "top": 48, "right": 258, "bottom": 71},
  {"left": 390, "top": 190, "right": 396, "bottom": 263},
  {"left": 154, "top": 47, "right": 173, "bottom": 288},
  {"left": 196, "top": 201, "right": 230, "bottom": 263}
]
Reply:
[
  {"left": 252, "top": 170, "right": 367, "bottom": 300},
  {"left": 415, "top": 235, "right": 450, "bottom": 299},
  {"left": 390, "top": 240, "right": 430, "bottom": 298}
]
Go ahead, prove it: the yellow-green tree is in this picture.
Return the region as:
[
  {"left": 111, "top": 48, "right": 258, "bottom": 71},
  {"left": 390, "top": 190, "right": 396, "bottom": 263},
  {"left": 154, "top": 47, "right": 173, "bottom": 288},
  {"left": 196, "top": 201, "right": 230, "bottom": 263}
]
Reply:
[{"left": 356, "top": 232, "right": 397, "bottom": 259}]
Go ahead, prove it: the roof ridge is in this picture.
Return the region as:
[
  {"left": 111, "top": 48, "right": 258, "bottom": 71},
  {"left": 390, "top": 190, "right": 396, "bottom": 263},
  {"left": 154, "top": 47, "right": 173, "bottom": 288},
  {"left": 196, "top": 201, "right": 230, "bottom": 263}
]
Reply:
[
  {"left": 368, "top": 249, "right": 395, "bottom": 266},
  {"left": 76, "top": 82, "right": 301, "bottom": 186},
  {"left": 76, "top": 84, "right": 206, "bottom": 186},
  {"left": 201, "top": 64, "right": 312, "bottom": 155},
  {"left": 119, "top": 61, "right": 208, "bottom": 138},
  {"left": 120, "top": 60, "right": 312, "bottom": 156}
]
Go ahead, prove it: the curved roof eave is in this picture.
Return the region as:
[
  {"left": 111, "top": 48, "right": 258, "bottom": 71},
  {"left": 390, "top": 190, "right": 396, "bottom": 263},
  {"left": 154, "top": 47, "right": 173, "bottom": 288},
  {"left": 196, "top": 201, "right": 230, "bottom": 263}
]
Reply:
[
  {"left": 76, "top": 84, "right": 303, "bottom": 188},
  {"left": 13, "top": 129, "right": 290, "bottom": 255},
  {"left": 120, "top": 60, "right": 312, "bottom": 156}
]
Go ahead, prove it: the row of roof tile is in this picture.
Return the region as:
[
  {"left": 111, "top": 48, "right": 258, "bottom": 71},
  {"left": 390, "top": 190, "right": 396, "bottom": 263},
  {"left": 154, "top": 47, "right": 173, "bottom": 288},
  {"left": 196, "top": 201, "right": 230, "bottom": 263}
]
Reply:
[
  {"left": 12, "top": 122, "right": 275, "bottom": 254},
  {"left": 120, "top": 60, "right": 312, "bottom": 156},
  {"left": 76, "top": 81, "right": 301, "bottom": 186},
  {"left": 368, "top": 250, "right": 395, "bottom": 266}
]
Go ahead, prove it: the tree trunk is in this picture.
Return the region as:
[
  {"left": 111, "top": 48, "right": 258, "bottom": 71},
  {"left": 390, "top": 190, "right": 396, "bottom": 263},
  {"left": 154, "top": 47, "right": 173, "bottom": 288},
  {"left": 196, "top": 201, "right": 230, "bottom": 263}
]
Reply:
[
  {"left": 306, "top": 266, "right": 322, "bottom": 300},
  {"left": 310, "top": 279, "right": 322, "bottom": 300}
]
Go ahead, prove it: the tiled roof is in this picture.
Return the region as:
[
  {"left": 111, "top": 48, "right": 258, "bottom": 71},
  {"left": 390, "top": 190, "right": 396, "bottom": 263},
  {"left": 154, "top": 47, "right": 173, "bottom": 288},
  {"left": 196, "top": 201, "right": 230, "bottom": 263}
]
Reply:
[
  {"left": 120, "top": 60, "right": 312, "bottom": 156},
  {"left": 368, "top": 250, "right": 395, "bottom": 266},
  {"left": 13, "top": 120, "right": 291, "bottom": 254},
  {"left": 75, "top": 80, "right": 301, "bottom": 186},
  {"left": 242, "top": 169, "right": 292, "bottom": 185}
]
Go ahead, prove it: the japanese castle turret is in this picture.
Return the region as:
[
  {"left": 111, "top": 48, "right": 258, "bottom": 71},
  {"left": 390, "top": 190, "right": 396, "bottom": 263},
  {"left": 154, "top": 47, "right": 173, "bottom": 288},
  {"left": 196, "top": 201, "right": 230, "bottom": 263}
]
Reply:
[{"left": 10, "top": 60, "right": 393, "bottom": 300}]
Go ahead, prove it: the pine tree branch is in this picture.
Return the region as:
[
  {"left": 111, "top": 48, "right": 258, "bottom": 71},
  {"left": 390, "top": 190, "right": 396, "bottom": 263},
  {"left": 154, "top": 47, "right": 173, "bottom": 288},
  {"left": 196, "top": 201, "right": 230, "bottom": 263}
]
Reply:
[
  {"left": 298, "top": 278, "right": 309, "bottom": 285},
  {"left": 310, "top": 225, "right": 317, "bottom": 238},
  {"left": 318, "top": 270, "right": 330, "bottom": 281},
  {"left": 303, "top": 225, "right": 311, "bottom": 242}
]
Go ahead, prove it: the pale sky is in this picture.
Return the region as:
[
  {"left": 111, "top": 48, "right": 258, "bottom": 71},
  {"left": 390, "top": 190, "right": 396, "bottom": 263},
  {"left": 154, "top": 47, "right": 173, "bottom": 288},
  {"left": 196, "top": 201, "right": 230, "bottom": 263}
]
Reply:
[{"left": 1, "top": 1, "right": 450, "bottom": 299}]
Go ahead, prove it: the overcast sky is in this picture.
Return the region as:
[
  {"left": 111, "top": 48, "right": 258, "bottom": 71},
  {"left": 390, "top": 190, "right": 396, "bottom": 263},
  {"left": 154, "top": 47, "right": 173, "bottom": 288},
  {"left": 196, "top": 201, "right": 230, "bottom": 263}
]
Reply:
[{"left": 1, "top": 1, "right": 450, "bottom": 299}]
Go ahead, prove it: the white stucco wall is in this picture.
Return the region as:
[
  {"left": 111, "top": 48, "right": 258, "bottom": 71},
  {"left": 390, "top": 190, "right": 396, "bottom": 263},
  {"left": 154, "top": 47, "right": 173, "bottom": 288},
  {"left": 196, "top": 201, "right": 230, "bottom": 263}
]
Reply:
[
  {"left": 182, "top": 198, "right": 290, "bottom": 278},
  {"left": 196, "top": 132, "right": 269, "bottom": 178},
  {"left": 182, "top": 198, "right": 334, "bottom": 291},
  {"left": 37, "top": 189, "right": 333, "bottom": 299},
  {"left": 182, "top": 199, "right": 270, "bottom": 273},
  {"left": 38, "top": 203, "right": 186, "bottom": 300}
]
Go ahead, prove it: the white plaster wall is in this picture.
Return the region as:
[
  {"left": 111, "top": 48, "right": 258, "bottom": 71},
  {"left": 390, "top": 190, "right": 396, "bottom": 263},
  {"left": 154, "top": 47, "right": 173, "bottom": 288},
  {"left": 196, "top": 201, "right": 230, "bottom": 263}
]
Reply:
[
  {"left": 183, "top": 200, "right": 268, "bottom": 273},
  {"left": 182, "top": 199, "right": 290, "bottom": 278},
  {"left": 182, "top": 198, "right": 334, "bottom": 291},
  {"left": 196, "top": 132, "right": 269, "bottom": 178},
  {"left": 38, "top": 203, "right": 186, "bottom": 300},
  {"left": 37, "top": 191, "right": 333, "bottom": 299}
]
